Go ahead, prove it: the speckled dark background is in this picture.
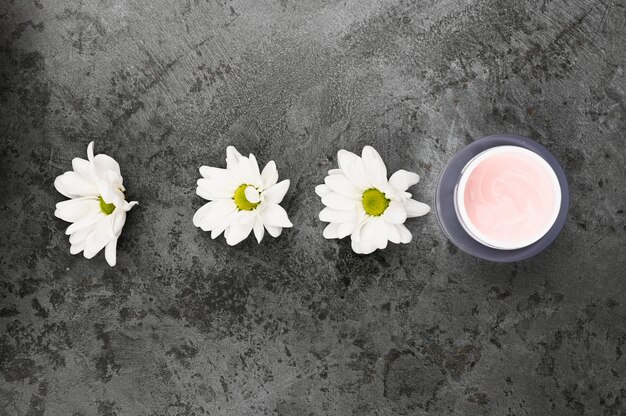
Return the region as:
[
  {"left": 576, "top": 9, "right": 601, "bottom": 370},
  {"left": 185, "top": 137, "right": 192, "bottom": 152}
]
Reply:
[{"left": 1, "top": 0, "right": 626, "bottom": 415}]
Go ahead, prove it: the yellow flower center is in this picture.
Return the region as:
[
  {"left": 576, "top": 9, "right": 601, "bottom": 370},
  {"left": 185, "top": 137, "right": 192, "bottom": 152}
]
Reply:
[
  {"left": 99, "top": 196, "right": 116, "bottom": 215},
  {"left": 362, "top": 188, "right": 389, "bottom": 216},
  {"left": 233, "top": 184, "right": 260, "bottom": 211}
]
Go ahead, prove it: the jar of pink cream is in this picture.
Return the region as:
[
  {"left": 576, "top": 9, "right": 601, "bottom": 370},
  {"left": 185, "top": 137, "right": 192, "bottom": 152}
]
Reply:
[{"left": 435, "top": 134, "right": 569, "bottom": 262}]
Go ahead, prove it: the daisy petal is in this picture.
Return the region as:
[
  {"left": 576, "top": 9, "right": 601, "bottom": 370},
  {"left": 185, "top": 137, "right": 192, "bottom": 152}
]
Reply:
[
  {"left": 405, "top": 199, "right": 431, "bottom": 217},
  {"left": 323, "top": 223, "right": 340, "bottom": 239},
  {"left": 65, "top": 213, "right": 106, "bottom": 235},
  {"left": 105, "top": 239, "right": 117, "bottom": 266},
  {"left": 199, "top": 166, "right": 211, "bottom": 178},
  {"left": 238, "top": 156, "right": 263, "bottom": 187},
  {"left": 226, "top": 146, "right": 242, "bottom": 171},
  {"left": 342, "top": 157, "right": 371, "bottom": 191},
  {"left": 199, "top": 166, "right": 227, "bottom": 179},
  {"left": 54, "top": 172, "right": 99, "bottom": 198},
  {"left": 200, "top": 168, "right": 239, "bottom": 189},
  {"left": 111, "top": 210, "right": 127, "bottom": 237},
  {"left": 325, "top": 174, "right": 361, "bottom": 198},
  {"left": 396, "top": 224, "right": 412, "bottom": 243},
  {"left": 210, "top": 212, "right": 237, "bottom": 239},
  {"left": 193, "top": 199, "right": 237, "bottom": 229},
  {"left": 361, "top": 146, "right": 387, "bottom": 189},
  {"left": 70, "top": 242, "right": 85, "bottom": 255},
  {"left": 337, "top": 222, "right": 356, "bottom": 239},
  {"left": 382, "top": 200, "right": 407, "bottom": 224},
  {"left": 389, "top": 169, "right": 420, "bottom": 192},
  {"left": 69, "top": 227, "right": 90, "bottom": 245},
  {"left": 225, "top": 220, "right": 253, "bottom": 246},
  {"left": 210, "top": 228, "right": 223, "bottom": 240},
  {"left": 337, "top": 149, "right": 359, "bottom": 172},
  {"left": 84, "top": 217, "right": 114, "bottom": 259},
  {"left": 71, "top": 157, "right": 93, "bottom": 178},
  {"left": 321, "top": 192, "right": 356, "bottom": 210},
  {"left": 55, "top": 197, "right": 99, "bottom": 223},
  {"left": 245, "top": 186, "right": 261, "bottom": 203},
  {"left": 351, "top": 221, "right": 363, "bottom": 243},
  {"left": 319, "top": 207, "right": 357, "bottom": 223},
  {"left": 315, "top": 184, "right": 332, "bottom": 197},
  {"left": 260, "top": 203, "right": 292, "bottom": 228},
  {"left": 196, "top": 184, "right": 215, "bottom": 201},
  {"left": 361, "top": 217, "right": 388, "bottom": 250},
  {"left": 87, "top": 142, "right": 95, "bottom": 161},
  {"left": 98, "top": 186, "right": 125, "bottom": 207},
  {"left": 265, "top": 225, "right": 283, "bottom": 238},
  {"left": 351, "top": 237, "right": 376, "bottom": 255},
  {"left": 253, "top": 216, "right": 264, "bottom": 243},
  {"left": 198, "top": 209, "right": 236, "bottom": 232},
  {"left": 237, "top": 210, "right": 256, "bottom": 224},
  {"left": 197, "top": 178, "right": 233, "bottom": 201},
  {"left": 122, "top": 201, "right": 138, "bottom": 212},
  {"left": 261, "top": 161, "right": 279, "bottom": 189},
  {"left": 326, "top": 221, "right": 356, "bottom": 239},
  {"left": 387, "top": 224, "right": 401, "bottom": 243},
  {"left": 248, "top": 153, "right": 261, "bottom": 178},
  {"left": 263, "top": 180, "right": 289, "bottom": 204},
  {"left": 350, "top": 238, "right": 361, "bottom": 253},
  {"left": 93, "top": 154, "right": 122, "bottom": 185}
]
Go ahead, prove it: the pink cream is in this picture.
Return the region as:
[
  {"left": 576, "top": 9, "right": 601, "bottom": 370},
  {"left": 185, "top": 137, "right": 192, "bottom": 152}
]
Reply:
[{"left": 460, "top": 147, "right": 560, "bottom": 248}]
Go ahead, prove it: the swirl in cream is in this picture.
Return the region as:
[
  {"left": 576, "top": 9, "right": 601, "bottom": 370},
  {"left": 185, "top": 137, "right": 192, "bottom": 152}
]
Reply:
[{"left": 462, "top": 149, "right": 559, "bottom": 246}]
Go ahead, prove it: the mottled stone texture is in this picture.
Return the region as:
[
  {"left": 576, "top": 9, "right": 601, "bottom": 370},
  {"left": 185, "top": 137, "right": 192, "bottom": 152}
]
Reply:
[{"left": 1, "top": 0, "right": 625, "bottom": 415}]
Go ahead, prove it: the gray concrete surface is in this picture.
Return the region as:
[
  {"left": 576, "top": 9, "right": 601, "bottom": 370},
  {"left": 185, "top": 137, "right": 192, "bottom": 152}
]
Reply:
[{"left": 1, "top": 0, "right": 626, "bottom": 415}]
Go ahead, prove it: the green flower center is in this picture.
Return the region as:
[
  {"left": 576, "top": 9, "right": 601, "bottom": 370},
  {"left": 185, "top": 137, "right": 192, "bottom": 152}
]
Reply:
[
  {"left": 99, "top": 196, "right": 116, "bottom": 215},
  {"left": 362, "top": 188, "right": 389, "bottom": 216},
  {"left": 233, "top": 184, "right": 260, "bottom": 211}
]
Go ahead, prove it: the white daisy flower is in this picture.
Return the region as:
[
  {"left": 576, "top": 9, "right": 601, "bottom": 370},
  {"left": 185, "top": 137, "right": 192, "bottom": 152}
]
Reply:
[
  {"left": 54, "top": 142, "right": 138, "bottom": 266},
  {"left": 193, "top": 146, "right": 293, "bottom": 245},
  {"left": 316, "top": 146, "right": 430, "bottom": 254}
]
